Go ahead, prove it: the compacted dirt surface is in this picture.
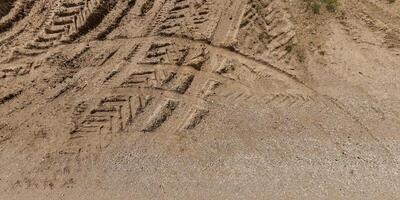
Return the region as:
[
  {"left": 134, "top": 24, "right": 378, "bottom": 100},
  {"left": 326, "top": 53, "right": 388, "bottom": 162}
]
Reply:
[{"left": 1, "top": 0, "right": 400, "bottom": 199}]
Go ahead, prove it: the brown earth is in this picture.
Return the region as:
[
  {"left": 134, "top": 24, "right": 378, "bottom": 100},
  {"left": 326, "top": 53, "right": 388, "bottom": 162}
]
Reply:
[{"left": 1, "top": 0, "right": 400, "bottom": 199}]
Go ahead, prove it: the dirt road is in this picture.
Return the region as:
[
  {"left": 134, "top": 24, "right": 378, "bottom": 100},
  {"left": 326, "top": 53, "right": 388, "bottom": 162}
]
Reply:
[{"left": 1, "top": 0, "right": 400, "bottom": 199}]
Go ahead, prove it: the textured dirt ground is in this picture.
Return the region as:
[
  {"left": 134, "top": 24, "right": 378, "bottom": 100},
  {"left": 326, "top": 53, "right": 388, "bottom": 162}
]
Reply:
[{"left": 1, "top": 0, "right": 400, "bottom": 199}]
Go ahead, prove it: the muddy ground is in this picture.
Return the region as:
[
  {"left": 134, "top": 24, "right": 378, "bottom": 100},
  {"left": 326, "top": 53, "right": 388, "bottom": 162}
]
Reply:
[{"left": 1, "top": 0, "right": 400, "bottom": 199}]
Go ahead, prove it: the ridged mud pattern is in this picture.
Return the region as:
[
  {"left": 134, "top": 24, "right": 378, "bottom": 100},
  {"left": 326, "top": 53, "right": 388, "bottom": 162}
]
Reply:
[
  {"left": 151, "top": 0, "right": 220, "bottom": 40},
  {"left": 67, "top": 36, "right": 312, "bottom": 137},
  {"left": 181, "top": 107, "right": 208, "bottom": 130},
  {"left": 142, "top": 98, "right": 178, "bottom": 132},
  {"left": 11, "top": 0, "right": 118, "bottom": 58},
  {"left": 234, "top": 0, "right": 296, "bottom": 60},
  {"left": 140, "top": 0, "right": 155, "bottom": 16},
  {"left": 0, "top": 1, "right": 15, "bottom": 18},
  {"left": 0, "top": 0, "right": 35, "bottom": 34},
  {"left": 68, "top": 0, "right": 118, "bottom": 41},
  {"left": 0, "top": 0, "right": 308, "bottom": 137},
  {"left": 70, "top": 66, "right": 205, "bottom": 135},
  {"left": 96, "top": 0, "right": 137, "bottom": 40},
  {"left": 0, "top": 62, "right": 33, "bottom": 79}
]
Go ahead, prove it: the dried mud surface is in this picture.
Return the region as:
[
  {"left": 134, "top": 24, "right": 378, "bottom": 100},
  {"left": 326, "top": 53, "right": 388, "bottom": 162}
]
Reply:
[{"left": 1, "top": 0, "right": 400, "bottom": 199}]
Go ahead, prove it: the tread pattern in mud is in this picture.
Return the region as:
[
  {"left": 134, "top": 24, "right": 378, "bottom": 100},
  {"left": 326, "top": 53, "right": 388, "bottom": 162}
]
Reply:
[
  {"left": 234, "top": 0, "right": 296, "bottom": 60},
  {"left": 70, "top": 43, "right": 191, "bottom": 134},
  {"left": 150, "top": 0, "right": 219, "bottom": 40},
  {"left": 94, "top": 0, "right": 137, "bottom": 40},
  {"left": 70, "top": 41, "right": 213, "bottom": 135},
  {"left": 68, "top": 37, "right": 312, "bottom": 136},
  {"left": 1, "top": 0, "right": 306, "bottom": 137},
  {"left": 13, "top": 0, "right": 117, "bottom": 57}
]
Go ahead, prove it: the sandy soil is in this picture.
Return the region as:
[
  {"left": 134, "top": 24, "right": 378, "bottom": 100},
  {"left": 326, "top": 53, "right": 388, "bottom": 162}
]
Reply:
[{"left": 1, "top": 0, "right": 400, "bottom": 199}]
